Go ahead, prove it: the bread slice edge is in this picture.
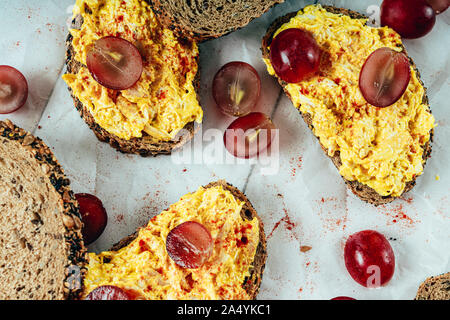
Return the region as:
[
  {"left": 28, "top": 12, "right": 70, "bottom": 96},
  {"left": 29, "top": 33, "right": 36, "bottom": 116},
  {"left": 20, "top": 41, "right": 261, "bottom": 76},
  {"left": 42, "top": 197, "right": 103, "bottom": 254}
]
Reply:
[{"left": 150, "top": 0, "right": 284, "bottom": 42}]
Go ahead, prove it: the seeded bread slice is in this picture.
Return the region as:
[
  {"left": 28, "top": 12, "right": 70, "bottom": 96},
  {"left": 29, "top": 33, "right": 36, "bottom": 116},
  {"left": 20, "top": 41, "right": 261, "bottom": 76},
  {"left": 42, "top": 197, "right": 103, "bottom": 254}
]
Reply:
[
  {"left": 109, "top": 180, "right": 267, "bottom": 299},
  {"left": 151, "top": 0, "right": 284, "bottom": 41},
  {"left": 0, "top": 120, "right": 86, "bottom": 300},
  {"left": 65, "top": 12, "right": 199, "bottom": 157},
  {"left": 261, "top": 6, "right": 433, "bottom": 205},
  {"left": 415, "top": 273, "right": 450, "bottom": 300}
]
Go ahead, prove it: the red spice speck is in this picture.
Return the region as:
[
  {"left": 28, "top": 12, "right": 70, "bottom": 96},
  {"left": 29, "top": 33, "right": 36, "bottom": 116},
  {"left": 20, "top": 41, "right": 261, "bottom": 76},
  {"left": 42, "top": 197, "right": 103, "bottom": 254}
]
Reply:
[{"left": 37, "top": 125, "right": 42, "bottom": 129}]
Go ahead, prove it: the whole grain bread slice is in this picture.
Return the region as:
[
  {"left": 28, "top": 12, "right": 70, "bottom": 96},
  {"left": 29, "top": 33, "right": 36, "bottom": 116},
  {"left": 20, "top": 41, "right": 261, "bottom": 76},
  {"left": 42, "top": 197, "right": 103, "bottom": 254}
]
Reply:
[
  {"left": 261, "top": 6, "right": 433, "bottom": 205},
  {"left": 109, "top": 180, "right": 267, "bottom": 299},
  {"left": 415, "top": 273, "right": 450, "bottom": 300},
  {"left": 151, "top": 0, "right": 284, "bottom": 41},
  {"left": 0, "top": 120, "right": 86, "bottom": 300},
  {"left": 65, "top": 12, "right": 199, "bottom": 157}
]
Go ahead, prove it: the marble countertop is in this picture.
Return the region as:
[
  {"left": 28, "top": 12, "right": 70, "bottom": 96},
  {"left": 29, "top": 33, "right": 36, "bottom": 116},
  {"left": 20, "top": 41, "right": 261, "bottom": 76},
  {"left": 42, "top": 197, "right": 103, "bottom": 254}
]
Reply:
[{"left": 1, "top": 0, "right": 449, "bottom": 299}]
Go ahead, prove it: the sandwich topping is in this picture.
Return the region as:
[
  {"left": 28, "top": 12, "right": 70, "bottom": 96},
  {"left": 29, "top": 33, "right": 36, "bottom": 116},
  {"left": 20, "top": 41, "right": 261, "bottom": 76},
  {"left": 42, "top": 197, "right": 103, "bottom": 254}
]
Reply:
[
  {"left": 263, "top": 5, "right": 435, "bottom": 197},
  {"left": 63, "top": 0, "right": 203, "bottom": 142},
  {"left": 83, "top": 185, "right": 260, "bottom": 300}
]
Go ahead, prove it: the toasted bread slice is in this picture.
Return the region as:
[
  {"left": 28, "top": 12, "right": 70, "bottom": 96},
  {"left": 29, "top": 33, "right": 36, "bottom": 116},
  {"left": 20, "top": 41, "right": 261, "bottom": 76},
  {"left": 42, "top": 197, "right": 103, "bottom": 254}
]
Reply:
[
  {"left": 65, "top": 8, "right": 200, "bottom": 157},
  {"left": 151, "top": 0, "right": 284, "bottom": 41},
  {"left": 415, "top": 273, "right": 450, "bottom": 300},
  {"left": 0, "top": 120, "right": 86, "bottom": 300},
  {"left": 94, "top": 180, "right": 267, "bottom": 299},
  {"left": 261, "top": 6, "right": 433, "bottom": 205}
]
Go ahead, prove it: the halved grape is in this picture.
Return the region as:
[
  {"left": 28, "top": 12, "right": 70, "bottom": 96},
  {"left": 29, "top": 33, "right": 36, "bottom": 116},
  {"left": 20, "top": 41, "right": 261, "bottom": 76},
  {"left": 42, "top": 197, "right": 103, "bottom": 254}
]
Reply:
[
  {"left": 359, "top": 47, "right": 411, "bottom": 108},
  {"left": 213, "top": 61, "right": 261, "bottom": 117},
  {"left": 0, "top": 65, "right": 28, "bottom": 114},
  {"left": 381, "top": 0, "right": 436, "bottom": 39},
  {"left": 223, "top": 112, "right": 276, "bottom": 159},
  {"left": 75, "top": 193, "right": 108, "bottom": 245},
  {"left": 344, "top": 230, "right": 395, "bottom": 288},
  {"left": 426, "top": 0, "right": 450, "bottom": 13},
  {"left": 86, "top": 36, "right": 143, "bottom": 90},
  {"left": 166, "top": 221, "right": 213, "bottom": 269},
  {"left": 269, "top": 28, "right": 321, "bottom": 83},
  {"left": 85, "top": 285, "right": 131, "bottom": 300}
]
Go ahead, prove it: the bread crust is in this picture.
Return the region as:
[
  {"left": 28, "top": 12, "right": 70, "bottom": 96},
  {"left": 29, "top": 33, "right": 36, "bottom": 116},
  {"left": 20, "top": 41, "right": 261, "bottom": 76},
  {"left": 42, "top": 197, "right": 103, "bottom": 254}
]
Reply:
[
  {"left": 261, "top": 6, "right": 433, "bottom": 205},
  {"left": 415, "top": 272, "right": 450, "bottom": 300},
  {"left": 0, "top": 120, "right": 86, "bottom": 299},
  {"left": 64, "top": 12, "right": 200, "bottom": 157},
  {"left": 150, "top": 0, "right": 284, "bottom": 42},
  {"left": 109, "top": 180, "right": 267, "bottom": 299}
]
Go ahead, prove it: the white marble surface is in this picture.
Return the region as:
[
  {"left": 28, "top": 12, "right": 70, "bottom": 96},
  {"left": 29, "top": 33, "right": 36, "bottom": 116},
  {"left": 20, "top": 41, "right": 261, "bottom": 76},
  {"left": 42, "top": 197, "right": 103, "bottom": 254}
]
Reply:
[{"left": 0, "top": 0, "right": 449, "bottom": 300}]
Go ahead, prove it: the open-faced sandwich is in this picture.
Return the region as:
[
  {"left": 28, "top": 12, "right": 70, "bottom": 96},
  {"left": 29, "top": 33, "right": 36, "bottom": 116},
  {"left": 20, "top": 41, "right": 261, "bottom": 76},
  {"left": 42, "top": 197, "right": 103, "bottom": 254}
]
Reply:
[
  {"left": 262, "top": 5, "right": 435, "bottom": 205},
  {"left": 0, "top": 120, "right": 86, "bottom": 300},
  {"left": 63, "top": 0, "right": 283, "bottom": 156},
  {"left": 83, "top": 181, "right": 266, "bottom": 300}
]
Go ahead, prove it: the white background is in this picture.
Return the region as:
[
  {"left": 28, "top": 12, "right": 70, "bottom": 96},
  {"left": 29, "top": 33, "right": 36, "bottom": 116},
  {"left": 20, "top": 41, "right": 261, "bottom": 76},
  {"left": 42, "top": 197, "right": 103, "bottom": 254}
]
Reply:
[{"left": 0, "top": 0, "right": 449, "bottom": 299}]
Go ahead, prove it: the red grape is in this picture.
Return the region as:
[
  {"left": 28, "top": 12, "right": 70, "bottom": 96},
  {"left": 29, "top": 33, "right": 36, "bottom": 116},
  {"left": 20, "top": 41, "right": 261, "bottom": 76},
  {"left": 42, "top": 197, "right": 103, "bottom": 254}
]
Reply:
[
  {"left": 86, "top": 36, "right": 143, "bottom": 90},
  {"left": 75, "top": 193, "right": 108, "bottom": 245},
  {"left": 426, "top": 0, "right": 450, "bottom": 13},
  {"left": 85, "top": 285, "right": 130, "bottom": 300},
  {"left": 331, "top": 296, "right": 356, "bottom": 300},
  {"left": 213, "top": 61, "right": 261, "bottom": 117},
  {"left": 381, "top": 0, "right": 436, "bottom": 39},
  {"left": 166, "top": 221, "right": 213, "bottom": 269},
  {"left": 344, "top": 230, "right": 395, "bottom": 288},
  {"left": 359, "top": 47, "right": 411, "bottom": 108},
  {"left": 224, "top": 112, "right": 276, "bottom": 159},
  {"left": 0, "top": 65, "right": 28, "bottom": 114},
  {"left": 269, "top": 28, "right": 321, "bottom": 83}
]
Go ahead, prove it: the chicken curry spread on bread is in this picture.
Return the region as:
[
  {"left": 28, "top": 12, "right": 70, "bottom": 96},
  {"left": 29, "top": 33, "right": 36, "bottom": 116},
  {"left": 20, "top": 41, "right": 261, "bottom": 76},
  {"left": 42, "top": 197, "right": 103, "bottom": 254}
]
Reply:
[
  {"left": 83, "top": 185, "right": 260, "bottom": 300},
  {"left": 263, "top": 5, "right": 435, "bottom": 197},
  {"left": 63, "top": 0, "right": 203, "bottom": 142}
]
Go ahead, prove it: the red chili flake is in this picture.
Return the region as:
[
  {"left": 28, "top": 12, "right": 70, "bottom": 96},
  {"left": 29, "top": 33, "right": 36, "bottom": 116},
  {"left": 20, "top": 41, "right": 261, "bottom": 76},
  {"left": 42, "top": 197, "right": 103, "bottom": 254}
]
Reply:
[
  {"left": 117, "top": 15, "right": 124, "bottom": 22},
  {"left": 37, "top": 125, "right": 42, "bottom": 130},
  {"left": 300, "top": 246, "right": 312, "bottom": 253},
  {"left": 182, "top": 168, "right": 187, "bottom": 172},
  {"left": 300, "top": 87, "right": 310, "bottom": 95},
  {"left": 334, "top": 78, "right": 341, "bottom": 85},
  {"left": 236, "top": 236, "right": 248, "bottom": 247}
]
